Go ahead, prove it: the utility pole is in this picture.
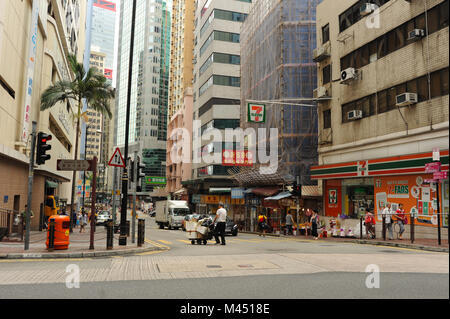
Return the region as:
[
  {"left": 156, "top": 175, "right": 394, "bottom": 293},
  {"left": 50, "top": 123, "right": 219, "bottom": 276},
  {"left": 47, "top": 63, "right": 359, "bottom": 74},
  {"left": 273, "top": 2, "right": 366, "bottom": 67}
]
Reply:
[
  {"left": 119, "top": 0, "right": 137, "bottom": 246},
  {"left": 132, "top": 150, "right": 137, "bottom": 243},
  {"left": 112, "top": 166, "right": 117, "bottom": 225},
  {"left": 24, "top": 121, "right": 37, "bottom": 251}
]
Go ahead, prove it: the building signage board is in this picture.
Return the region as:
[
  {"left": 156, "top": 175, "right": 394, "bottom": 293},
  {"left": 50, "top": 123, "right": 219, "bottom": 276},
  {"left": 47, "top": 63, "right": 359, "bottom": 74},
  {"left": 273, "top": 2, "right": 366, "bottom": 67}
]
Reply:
[
  {"left": 145, "top": 177, "right": 166, "bottom": 185},
  {"left": 231, "top": 188, "right": 245, "bottom": 199},
  {"left": 247, "top": 103, "right": 266, "bottom": 123},
  {"left": 21, "top": 0, "right": 39, "bottom": 142}
]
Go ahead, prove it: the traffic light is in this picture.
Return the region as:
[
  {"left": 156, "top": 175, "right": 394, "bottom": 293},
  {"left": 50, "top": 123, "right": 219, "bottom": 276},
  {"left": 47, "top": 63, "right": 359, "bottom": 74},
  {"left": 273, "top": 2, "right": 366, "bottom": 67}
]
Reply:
[
  {"left": 36, "top": 132, "right": 52, "bottom": 165},
  {"left": 292, "top": 181, "right": 302, "bottom": 197},
  {"left": 136, "top": 156, "right": 146, "bottom": 185}
]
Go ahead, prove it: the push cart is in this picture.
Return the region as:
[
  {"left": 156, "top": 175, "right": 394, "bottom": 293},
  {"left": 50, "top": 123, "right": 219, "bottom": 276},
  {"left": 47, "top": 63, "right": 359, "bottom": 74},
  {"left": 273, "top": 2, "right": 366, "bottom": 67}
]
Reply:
[{"left": 186, "top": 219, "right": 214, "bottom": 245}]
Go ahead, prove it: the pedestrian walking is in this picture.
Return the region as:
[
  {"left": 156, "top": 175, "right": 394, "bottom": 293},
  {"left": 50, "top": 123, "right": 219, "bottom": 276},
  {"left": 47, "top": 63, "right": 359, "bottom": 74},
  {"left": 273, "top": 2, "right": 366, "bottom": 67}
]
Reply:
[
  {"left": 310, "top": 210, "right": 320, "bottom": 240},
  {"left": 394, "top": 203, "right": 407, "bottom": 240},
  {"left": 213, "top": 203, "right": 227, "bottom": 245},
  {"left": 285, "top": 211, "right": 294, "bottom": 235},
  {"left": 79, "top": 210, "right": 88, "bottom": 233},
  {"left": 364, "top": 208, "right": 376, "bottom": 239},
  {"left": 382, "top": 202, "right": 394, "bottom": 240},
  {"left": 258, "top": 213, "right": 268, "bottom": 237}
]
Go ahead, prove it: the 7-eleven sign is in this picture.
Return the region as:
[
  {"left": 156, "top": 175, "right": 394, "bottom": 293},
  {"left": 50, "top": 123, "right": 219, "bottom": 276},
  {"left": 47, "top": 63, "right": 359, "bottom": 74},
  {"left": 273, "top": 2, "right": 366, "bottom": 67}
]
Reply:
[{"left": 248, "top": 103, "right": 266, "bottom": 123}]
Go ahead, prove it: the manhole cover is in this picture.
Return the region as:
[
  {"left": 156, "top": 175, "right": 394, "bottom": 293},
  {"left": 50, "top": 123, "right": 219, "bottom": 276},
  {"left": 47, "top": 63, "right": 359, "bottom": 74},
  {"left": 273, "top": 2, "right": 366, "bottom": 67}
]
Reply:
[{"left": 206, "top": 265, "right": 222, "bottom": 268}]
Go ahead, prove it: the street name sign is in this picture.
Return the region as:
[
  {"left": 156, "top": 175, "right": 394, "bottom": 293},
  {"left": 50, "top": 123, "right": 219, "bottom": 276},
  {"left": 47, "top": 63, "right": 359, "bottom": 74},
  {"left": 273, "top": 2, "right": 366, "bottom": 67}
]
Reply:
[{"left": 57, "top": 159, "right": 93, "bottom": 171}]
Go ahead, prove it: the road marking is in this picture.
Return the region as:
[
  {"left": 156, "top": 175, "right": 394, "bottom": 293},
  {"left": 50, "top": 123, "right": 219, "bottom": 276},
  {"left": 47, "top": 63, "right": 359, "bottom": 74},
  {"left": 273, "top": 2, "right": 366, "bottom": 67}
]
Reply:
[
  {"left": 145, "top": 239, "right": 170, "bottom": 250},
  {"left": 157, "top": 240, "right": 172, "bottom": 245},
  {"left": 136, "top": 250, "right": 167, "bottom": 256},
  {"left": 178, "top": 240, "right": 191, "bottom": 244}
]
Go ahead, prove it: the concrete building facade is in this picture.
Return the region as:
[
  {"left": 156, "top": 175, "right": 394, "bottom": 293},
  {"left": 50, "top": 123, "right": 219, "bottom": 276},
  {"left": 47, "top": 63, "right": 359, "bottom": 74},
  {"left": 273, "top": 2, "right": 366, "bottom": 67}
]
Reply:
[
  {"left": 0, "top": 0, "right": 86, "bottom": 231},
  {"left": 311, "top": 0, "right": 449, "bottom": 235},
  {"left": 190, "top": 0, "right": 252, "bottom": 194}
]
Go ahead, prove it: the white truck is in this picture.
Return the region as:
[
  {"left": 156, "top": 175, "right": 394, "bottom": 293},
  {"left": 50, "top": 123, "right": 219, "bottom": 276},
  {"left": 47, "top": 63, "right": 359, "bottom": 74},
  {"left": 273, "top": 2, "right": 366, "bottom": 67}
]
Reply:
[{"left": 155, "top": 200, "right": 190, "bottom": 230}]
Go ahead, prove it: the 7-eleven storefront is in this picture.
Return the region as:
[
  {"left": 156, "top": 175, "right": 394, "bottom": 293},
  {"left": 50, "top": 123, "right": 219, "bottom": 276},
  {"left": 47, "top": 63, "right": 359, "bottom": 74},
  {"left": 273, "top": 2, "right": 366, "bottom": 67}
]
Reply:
[{"left": 311, "top": 150, "right": 449, "bottom": 229}]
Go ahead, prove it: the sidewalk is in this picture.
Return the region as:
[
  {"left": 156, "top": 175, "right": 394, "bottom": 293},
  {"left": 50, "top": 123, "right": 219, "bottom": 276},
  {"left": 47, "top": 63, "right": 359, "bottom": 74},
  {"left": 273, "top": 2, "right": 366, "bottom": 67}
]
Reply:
[
  {"left": 0, "top": 225, "right": 165, "bottom": 259},
  {"left": 241, "top": 231, "right": 449, "bottom": 253}
]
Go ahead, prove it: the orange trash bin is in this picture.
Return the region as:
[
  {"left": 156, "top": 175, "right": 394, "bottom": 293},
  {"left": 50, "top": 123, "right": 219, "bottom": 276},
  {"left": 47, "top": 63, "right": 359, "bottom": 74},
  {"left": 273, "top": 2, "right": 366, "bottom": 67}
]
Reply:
[{"left": 46, "top": 215, "right": 70, "bottom": 250}]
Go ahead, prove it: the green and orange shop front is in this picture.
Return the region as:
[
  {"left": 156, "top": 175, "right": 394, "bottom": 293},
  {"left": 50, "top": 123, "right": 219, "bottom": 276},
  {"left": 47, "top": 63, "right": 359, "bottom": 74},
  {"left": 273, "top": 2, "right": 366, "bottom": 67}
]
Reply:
[{"left": 311, "top": 150, "right": 449, "bottom": 228}]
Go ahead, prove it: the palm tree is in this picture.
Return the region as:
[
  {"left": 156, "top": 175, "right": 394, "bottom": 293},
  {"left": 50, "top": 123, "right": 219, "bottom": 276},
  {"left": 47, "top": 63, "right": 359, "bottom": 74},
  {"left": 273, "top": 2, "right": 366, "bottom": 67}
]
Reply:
[{"left": 40, "top": 54, "right": 115, "bottom": 228}]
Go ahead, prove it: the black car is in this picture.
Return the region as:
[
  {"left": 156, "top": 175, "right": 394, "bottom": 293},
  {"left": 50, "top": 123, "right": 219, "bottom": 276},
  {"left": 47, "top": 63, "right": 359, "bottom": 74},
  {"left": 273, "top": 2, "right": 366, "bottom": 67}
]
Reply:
[
  {"left": 207, "top": 215, "right": 238, "bottom": 236},
  {"left": 225, "top": 217, "right": 238, "bottom": 236}
]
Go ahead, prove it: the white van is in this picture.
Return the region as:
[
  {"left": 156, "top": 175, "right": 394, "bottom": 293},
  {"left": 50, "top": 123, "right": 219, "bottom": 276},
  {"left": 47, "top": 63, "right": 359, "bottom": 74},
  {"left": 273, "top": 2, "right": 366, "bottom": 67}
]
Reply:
[{"left": 155, "top": 200, "right": 190, "bottom": 230}]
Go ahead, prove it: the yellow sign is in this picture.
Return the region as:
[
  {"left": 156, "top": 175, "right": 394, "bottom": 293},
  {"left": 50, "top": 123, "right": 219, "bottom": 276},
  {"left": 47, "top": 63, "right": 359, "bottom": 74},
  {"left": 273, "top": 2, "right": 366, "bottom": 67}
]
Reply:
[{"left": 65, "top": 230, "right": 69, "bottom": 237}]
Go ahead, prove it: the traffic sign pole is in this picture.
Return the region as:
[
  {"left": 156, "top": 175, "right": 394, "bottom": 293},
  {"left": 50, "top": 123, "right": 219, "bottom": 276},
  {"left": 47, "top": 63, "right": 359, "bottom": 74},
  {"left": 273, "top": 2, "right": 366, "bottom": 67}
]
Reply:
[{"left": 25, "top": 121, "right": 37, "bottom": 251}]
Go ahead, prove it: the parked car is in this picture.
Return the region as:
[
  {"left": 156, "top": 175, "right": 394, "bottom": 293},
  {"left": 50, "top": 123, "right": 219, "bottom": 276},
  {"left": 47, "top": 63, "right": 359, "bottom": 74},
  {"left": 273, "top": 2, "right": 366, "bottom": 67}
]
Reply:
[
  {"left": 182, "top": 214, "right": 201, "bottom": 231},
  {"left": 225, "top": 217, "right": 238, "bottom": 236},
  {"left": 96, "top": 211, "right": 111, "bottom": 226},
  {"left": 207, "top": 215, "right": 238, "bottom": 236}
]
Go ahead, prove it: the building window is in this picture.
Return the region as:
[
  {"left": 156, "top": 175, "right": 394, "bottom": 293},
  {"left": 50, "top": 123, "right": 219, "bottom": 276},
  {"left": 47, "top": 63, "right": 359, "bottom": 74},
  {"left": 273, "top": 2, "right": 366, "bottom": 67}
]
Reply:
[
  {"left": 322, "top": 64, "right": 331, "bottom": 85},
  {"left": 322, "top": 24, "right": 330, "bottom": 44},
  {"left": 323, "top": 109, "right": 331, "bottom": 129}
]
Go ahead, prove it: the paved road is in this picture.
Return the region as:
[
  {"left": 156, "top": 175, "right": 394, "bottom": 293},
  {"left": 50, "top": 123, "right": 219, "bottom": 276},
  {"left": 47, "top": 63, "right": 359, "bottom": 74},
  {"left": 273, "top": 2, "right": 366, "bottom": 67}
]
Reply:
[{"left": 0, "top": 216, "right": 448, "bottom": 299}]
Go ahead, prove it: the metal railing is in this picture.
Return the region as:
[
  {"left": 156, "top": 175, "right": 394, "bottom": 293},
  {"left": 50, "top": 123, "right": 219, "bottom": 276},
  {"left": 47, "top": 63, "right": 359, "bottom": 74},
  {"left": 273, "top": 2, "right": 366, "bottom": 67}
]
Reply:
[{"left": 0, "top": 208, "right": 21, "bottom": 239}]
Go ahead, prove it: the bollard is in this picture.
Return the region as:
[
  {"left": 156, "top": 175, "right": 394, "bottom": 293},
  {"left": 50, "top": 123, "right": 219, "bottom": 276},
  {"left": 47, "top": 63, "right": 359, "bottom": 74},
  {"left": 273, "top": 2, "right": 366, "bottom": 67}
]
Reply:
[
  {"left": 382, "top": 216, "right": 386, "bottom": 241},
  {"left": 126, "top": 220, "right": 130, "bottom": 237},
  {"left": 137, "top": 219, "right": 145, "bottom": 247},
  {"left": 360, "top": 216, "right": 363, "bottom": 240},
  {"left": 48, "top": 220, "right": 55, "bottom": 252},
  {"left": 411, "top": 216, "right": 415, "bottom": 244},
  {"left": 106, "top": 219, "right": 113, "bottom": 250}
]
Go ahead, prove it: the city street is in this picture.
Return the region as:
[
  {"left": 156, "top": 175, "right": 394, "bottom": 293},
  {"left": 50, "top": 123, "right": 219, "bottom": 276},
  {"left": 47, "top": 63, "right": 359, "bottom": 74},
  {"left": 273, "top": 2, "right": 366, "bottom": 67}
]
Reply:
[{"left": 0, "top": 214, "right": 448, "bottom": 299}]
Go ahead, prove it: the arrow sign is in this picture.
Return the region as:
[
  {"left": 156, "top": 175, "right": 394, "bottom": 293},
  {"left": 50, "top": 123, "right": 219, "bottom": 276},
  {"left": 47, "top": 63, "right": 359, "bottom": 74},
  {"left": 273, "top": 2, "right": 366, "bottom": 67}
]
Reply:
[
  {"left": 108, "top": 147, "right": 126, "bottom": 168},
  {"left": 57, "top": 160, "right": 93, "bottom": 171}
]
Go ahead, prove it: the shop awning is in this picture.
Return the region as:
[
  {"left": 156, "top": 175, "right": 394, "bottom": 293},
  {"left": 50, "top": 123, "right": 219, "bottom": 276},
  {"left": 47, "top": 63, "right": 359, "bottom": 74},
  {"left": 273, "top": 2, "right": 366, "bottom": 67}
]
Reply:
[
  {"left": 250, "top": 187, "right": 280, "bottom": 197},
  {"left": 301, "top": 186, "right": 322, "bottom": 197},
  {"left": 265, "top": 191, "right": 292, "bottom": 201},
  {"left": 209, "top": 187, "right": 231, "bottom": 193},
  {"left": 46, "top": 180, "right": 58, "bottom": 188}
]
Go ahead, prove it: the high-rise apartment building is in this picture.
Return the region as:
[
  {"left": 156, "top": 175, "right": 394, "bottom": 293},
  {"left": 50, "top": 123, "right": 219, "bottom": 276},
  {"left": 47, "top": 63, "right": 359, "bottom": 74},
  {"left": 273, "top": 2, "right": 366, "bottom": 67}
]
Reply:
[
  {"left": 190, "top": 0, "right": 252, "bottom": 194},
  {"left": 168, "top": 0, "right": 195, "bottom": 118},
  {"left": 115, "top": 0, "right": 171, "bottom": 192},
  {"left": 311, "top": 0, "right": 449, "bottom": 232},
  {"left": 0, "top": 0, "right": 86, "bottom": 230},
  {"left": 91, "top": 0, "right": 117, "bottom": 81}
]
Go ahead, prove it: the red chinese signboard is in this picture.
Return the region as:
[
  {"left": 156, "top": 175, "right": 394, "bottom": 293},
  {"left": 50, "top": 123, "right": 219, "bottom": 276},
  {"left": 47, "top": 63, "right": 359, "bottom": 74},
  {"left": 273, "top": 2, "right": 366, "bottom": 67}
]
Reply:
[{"left": 222, "top": 150, "right": 253, "bottom": 167}]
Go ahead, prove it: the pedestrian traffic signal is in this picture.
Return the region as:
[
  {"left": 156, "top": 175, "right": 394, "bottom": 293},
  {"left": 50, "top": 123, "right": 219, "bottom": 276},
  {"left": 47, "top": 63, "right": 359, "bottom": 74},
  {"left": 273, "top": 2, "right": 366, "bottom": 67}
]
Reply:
[
  {"left": 292, "top": 181, "right": 302, "bottom": 197},
  {"left": 36, "top": 132, "right": 52, "bottom": 165},
  {"left": 137, "top": 156, "right": 146, "bottom": 184}
]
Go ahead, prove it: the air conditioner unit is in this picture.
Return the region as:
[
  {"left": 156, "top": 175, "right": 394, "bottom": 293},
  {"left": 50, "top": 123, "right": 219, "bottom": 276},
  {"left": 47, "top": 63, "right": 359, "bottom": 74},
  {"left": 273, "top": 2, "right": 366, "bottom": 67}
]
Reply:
[
  {"left": 407, "top": 29, "right": 425, "bottom": 41},
  {"left": 347, "top": 110, "right": 363, "bottom": 121},
  {"left": 313, "top": 86, "right": 328, "bottom": 99},
  {"left": 341, "top": 67, "right": 357, "bottom": 84},
  {"left": 313, "top": 45, "right": 330, "bottom": 62},
  {"left": 396, "top": 93, "right": 418, "bottom": 107},
  {"left": 360, "top": 3, "right": 377, "bottom": 16}
]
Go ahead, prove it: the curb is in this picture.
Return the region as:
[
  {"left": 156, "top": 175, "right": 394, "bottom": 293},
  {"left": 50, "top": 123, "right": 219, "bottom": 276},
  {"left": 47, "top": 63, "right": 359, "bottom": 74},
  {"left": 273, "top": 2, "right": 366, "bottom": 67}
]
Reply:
[
  {"left": 355, "top": 239, "right": 449, "bottom": 253},
  {"left": 0, "top": 245, "right": 167, "bottom": 260}
]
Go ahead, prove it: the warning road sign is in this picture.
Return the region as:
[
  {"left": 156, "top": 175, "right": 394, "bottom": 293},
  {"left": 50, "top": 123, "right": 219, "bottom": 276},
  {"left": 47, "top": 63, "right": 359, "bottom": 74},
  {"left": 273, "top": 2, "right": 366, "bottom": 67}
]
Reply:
[{"left": 108, "top": 148, "right": 126, "bottom": 168}]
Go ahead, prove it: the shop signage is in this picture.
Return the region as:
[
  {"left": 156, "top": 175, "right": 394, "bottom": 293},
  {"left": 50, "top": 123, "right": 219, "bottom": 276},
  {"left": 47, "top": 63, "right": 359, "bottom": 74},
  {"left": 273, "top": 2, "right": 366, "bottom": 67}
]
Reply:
[
  {"left": 433, "top": 171, "right": 448, "bottom": 180},
  {"left": 328, "top": 189, "right": 338, "bottom": 204},
  {"left": 231, "top": 188, "right": 245, "bottom": 199},
  {"left": 204, "top": 195, "right": 219, "bottom": 204},
  {"left": 222, "top": 150, "right": 253, "bottom": 167},
  {"left": 311, "top": 150, "right": 449, "bottom": 180},
  {"left": 191, "top": 194, "right": 201, "bottom": 204},
  {"left": 21, "top": 0, "right": 39, "bottom": 142},
  {"left": 247, "top": 103, "right": 266, "bottom": 123},
  {"left": 425, "top": 162, "right": 441, "bottom": 173}
]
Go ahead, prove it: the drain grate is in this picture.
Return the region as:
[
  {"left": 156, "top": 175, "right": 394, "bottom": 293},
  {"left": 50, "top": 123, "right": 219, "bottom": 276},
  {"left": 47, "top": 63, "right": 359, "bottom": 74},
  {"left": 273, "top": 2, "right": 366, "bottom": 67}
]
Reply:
[{"left": 206, "top": 265, "right": 222, "bottom": 268}]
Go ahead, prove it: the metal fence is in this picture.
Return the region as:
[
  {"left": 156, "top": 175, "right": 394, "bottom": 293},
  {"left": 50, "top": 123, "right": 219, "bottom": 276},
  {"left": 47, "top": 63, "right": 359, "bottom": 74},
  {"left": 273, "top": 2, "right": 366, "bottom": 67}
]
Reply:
[{"left": 0, "top": 208, "right": 21, "bottom": 239}]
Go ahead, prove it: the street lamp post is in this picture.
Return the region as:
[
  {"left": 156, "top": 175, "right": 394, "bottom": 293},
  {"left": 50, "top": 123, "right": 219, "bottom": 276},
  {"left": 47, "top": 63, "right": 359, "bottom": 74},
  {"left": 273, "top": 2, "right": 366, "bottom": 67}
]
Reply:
[{"left": 119, "top": 0, "right": 137, "bottom": 246}]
